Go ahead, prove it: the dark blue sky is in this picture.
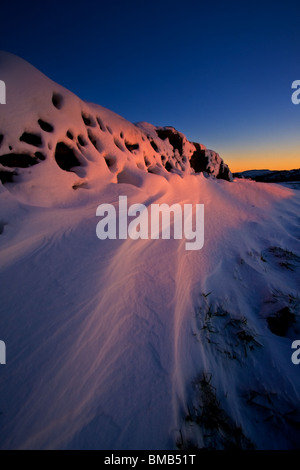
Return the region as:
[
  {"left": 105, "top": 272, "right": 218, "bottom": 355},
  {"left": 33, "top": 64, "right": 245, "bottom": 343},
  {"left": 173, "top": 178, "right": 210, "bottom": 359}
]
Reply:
[{"left": 1, "top": 0, "right": 299, "bottom": 170}]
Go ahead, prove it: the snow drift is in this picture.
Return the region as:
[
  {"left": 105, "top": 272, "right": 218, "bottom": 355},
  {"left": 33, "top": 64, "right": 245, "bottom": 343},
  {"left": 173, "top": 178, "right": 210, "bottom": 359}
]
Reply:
[{"left": 0, "top": 52, "right": 300, "bottom": 450}]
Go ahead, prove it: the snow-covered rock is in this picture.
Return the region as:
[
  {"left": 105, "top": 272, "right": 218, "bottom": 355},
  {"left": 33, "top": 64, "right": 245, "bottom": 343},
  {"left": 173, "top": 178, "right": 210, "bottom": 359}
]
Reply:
[{"left": 0, "top": 51, "right": 232, "bottom": 200}]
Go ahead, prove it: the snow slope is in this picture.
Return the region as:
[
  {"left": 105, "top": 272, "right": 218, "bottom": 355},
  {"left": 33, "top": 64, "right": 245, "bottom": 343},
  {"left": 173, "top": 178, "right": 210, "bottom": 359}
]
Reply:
[{"left": 0, "top": 52, "right": 300, "bottom": 450}]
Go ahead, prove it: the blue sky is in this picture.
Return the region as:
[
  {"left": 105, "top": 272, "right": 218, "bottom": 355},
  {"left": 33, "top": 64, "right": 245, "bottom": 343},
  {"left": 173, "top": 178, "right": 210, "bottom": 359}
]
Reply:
[{"left": 1, "top": 0, "right": 299, "bottom": 170}]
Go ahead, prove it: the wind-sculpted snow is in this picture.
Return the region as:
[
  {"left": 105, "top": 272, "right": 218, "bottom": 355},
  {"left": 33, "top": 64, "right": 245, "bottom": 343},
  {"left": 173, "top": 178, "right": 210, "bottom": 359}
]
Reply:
[{"left": 0, "top": 52, "right": 300, "bottom": 450}]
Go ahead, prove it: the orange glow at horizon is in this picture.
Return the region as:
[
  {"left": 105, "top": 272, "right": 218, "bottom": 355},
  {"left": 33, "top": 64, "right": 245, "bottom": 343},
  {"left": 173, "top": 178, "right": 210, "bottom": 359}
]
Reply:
[{"left": 222, "top": 145, "right": 300, "bottom": 173}]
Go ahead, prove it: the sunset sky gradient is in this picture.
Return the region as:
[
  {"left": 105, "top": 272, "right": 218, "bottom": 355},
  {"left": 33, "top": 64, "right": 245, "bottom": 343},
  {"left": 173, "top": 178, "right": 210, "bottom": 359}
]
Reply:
[{"left": 1, "top": 0, "right": 299, "bottom": 172}]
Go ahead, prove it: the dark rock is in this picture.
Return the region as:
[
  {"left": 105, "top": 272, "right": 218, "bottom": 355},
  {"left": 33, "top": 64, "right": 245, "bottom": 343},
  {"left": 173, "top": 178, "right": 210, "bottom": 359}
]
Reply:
[
  {"left": 156, "top": 127, "right": 184, "bottom": 155},
  {"left": 35, "top": 151, "right": 46, "bottom": 161},
  {"left": 267, "top": 307, "right": 295, "bottom": 337},
  {"left": 0, "top": 153, "right": 39, "bottom": 168},
  {"left": 38, "top": 119, "right": 54, "bottom": 133},
  {"left": 150, "top": 140, "right": 158, "bottom": 152},
  {"left": 54, "top": 143, "right": 81, "bottom": 172},
  {"left": 165, "top": 161, "right": 172, "bottom": 172},
  {"left": 217, "top": 162, "right": 232, "bottom": 182},
  {"left": 19, "top": 132, "right": 42, "bottom": 147},
  {"left": 0, "top": 170, "right": 15, "bottom": 183},
  {"left": 125, "top": 141, "right": 139, "bottom": 152},
  {"left": 190, "top": 143, "right": 209, "bottom": 173}
]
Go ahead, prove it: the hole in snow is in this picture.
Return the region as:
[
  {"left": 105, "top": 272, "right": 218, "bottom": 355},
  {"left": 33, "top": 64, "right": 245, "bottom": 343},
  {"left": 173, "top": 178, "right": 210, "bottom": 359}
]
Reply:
[
  {"left": 78, "top": 135, "right": 88, "bottom": 147},
  {"left": 125, "top": 141, "right": 139, "bottom": 152},
  {"left": 120, "top": 132, "right": 124, "bottom": 139},
  {"left": 82, "top": 113, "right": 96, "bottom": 127},
  {"left": 0, "top": 153, "right": 39, "bottom": 168},
  {"left": 87, "top": 129, "right": 102, "bottom": 151},
  {"left": 72, "top": 181, "right": 89, "bottom": 190},
  {"left": 106, "top": 125, "right": 113, "bottom": 134},
  {"left": 144, "top": 157, "right": 151, "bottom": 167},
  {"left": 52, "top": 92, "right": 64, "bottom": 110},
  {"left": 54, "top": 142, "right": 81, "bottom": 172},
  {"left": 9, "top": 145, "right": 12, "bottom": 151},
  {"left": 0, "top": 170, "right": 15, "bottom": 184},
  {"left": 19, "top": 132, "right": 42, "bottom": 148},
  {"left": 38, "top": 119, "right": 54, "bottom": 133},
  {"left": 0, "top": 135, "right": 3, "bottom": 148},
  {"left": 165, "top": 161, "right": 172, "bottom": 172},
  {"left": 104, "top": 155, "right": 117, "bottom": 171},
  {"left": 150, "top": 140, "right": 158, "bottom": 152},
  {"left": 35, "top": 151, "right": 46, "bottom": 161},
  {"left": 267, "top": 307, "right": 295, "bottom": 337},
  {"left": 96, "top": 117, "right": 105, "bottom": 132},
  {"left": 66, "top": 130, "right": 74, "bottom": 140}
]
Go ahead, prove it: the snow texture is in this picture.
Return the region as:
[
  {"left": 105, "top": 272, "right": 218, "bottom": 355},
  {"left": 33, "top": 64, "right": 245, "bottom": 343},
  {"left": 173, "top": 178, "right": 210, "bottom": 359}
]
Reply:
[{"left": 0, "top": 52, "right": 300, "bottom": 450}]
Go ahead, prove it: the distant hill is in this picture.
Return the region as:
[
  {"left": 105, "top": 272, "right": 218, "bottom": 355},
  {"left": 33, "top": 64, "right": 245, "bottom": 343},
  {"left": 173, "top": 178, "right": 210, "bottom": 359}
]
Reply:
[{"left": 233, "top": 168, "right": 300, "bottom": 183}]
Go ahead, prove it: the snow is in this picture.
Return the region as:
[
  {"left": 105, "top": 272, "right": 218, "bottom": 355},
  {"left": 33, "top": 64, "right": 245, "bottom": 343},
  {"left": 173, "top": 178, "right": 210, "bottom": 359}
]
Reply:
[{"left": 0, "top": 52, "right": 300, "bottom": 450}]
